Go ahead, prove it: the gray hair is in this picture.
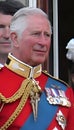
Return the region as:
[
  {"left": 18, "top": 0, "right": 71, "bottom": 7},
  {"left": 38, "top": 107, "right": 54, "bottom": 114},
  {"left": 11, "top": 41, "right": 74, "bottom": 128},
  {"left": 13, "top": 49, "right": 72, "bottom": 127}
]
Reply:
[{"left": 10, "top": 7, "right": 52, "bottom": 36}]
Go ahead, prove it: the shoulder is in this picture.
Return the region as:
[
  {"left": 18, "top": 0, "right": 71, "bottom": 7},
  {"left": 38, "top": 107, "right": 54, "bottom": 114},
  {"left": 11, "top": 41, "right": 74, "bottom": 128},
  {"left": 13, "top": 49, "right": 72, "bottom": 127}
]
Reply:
[{"left": 42, "top": 70, "right": 69, "bottom": 88}]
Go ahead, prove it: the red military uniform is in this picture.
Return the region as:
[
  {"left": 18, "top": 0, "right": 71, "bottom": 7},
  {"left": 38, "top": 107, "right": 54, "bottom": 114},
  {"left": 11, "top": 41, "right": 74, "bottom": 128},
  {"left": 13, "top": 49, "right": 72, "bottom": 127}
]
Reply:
[{"left": 0, "top": 53, "right": 74, "bottom": 130}]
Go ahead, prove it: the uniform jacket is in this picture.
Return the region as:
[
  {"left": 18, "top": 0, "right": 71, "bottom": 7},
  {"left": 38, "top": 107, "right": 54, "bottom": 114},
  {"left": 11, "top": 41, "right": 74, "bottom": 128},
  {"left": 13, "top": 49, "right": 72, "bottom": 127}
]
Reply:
[{"left": 0, "top": 54, "right": 74, "bottom": 130}]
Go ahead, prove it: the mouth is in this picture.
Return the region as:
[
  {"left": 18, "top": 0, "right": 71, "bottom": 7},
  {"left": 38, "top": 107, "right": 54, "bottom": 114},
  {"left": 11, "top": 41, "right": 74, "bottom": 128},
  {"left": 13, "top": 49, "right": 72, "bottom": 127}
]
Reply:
[
  {"left": 34, "top": 49, "right": 47, "bottom": 52},
  {"left": 0, "top": 41, "right": 11, "bottom": 44},
  {"left": 33, "top": 46, "right": 47, "bottom": 55},
  {"left": 34, "top": 50, "right": 47, "bottom": 55}
]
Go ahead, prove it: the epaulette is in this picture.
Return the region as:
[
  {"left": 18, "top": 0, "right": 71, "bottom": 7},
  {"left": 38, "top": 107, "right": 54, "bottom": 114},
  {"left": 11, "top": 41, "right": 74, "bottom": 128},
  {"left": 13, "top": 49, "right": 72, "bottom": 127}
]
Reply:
[{"left": 42, "top": 70, "right": 69, "bottom": 87}]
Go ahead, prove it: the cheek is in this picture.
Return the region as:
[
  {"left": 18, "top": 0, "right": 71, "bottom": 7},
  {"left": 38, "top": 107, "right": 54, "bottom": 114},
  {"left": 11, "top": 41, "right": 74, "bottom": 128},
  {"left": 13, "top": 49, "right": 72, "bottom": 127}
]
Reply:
[
  {"left": 48, "top": 43, "right": 51, "bottom": 51},
  {"left": 47, "top": 40, "right": 51, "bottom": 50},
  {"left": 22, "top": 37, "right": 34, "bottom": 49},
  {"left": 0, "top": 31, "right": 3, "bottom": 37},
  {"left": 19, "top": 40, "right": 32, "bottom": 54}
]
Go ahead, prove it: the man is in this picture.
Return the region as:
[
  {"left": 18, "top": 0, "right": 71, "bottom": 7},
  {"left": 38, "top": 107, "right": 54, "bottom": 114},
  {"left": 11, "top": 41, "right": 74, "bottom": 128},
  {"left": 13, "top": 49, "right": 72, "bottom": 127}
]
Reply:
[
  {"left": 0, "top": 7, "right": 74, "bottom": 130},
  {"left": 0, "top": 0, "right": 25, "bottom": 66}
]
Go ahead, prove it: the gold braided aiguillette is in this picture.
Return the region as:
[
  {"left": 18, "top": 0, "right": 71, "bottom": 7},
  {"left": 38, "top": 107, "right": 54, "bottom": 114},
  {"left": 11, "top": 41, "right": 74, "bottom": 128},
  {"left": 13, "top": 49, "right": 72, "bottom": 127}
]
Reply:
[{"left": 0, "top": 78, "right": 34, "bottom": 130}]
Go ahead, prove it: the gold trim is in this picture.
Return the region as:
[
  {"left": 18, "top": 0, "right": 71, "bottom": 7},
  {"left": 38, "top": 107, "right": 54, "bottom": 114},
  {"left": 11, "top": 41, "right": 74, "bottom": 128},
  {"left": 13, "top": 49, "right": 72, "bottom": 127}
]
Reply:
[
  {"left": 0, "top": 53, "right": 42, "bottom": 129},
  {"left": 0, "top": 79, "right": 38, "bottom": 129},
  {"left": 5, "top": 53, "right": 42, "bottom": 79},
  {"left": 43, "top": 70, "right": 69, "bottom": 87}
]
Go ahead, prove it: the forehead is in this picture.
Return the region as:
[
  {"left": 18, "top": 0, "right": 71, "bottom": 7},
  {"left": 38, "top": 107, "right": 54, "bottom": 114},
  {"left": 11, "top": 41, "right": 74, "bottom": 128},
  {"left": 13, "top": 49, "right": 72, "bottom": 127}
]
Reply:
[
  {"left": 0, "top": 13, "right": 12, "bottom": 24},
  {"left": 27, "top": 14, "right": 49, "bottom": 24},
  {"left": 26, "top": 15, "right": 50, "bottom": 30}
]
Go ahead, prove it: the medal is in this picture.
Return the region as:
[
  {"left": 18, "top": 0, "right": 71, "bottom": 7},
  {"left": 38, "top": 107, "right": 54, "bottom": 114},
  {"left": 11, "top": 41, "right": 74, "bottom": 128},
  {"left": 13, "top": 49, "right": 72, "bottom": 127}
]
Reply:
[
  {"left": 53, "top": 127, "right": 58, "bottom": 130},
  {"left": 56, "top": 110, "right": 66, "bottom": 130},
  {"left": 45, "top": 87, "right": 71, "bottom": 107}
]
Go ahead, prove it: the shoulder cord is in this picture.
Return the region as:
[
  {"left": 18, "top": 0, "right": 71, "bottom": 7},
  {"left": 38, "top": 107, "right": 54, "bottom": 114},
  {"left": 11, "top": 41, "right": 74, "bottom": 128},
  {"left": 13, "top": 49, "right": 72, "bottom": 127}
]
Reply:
[{"left": 0, "top": 79, "right": 34, "bottom": 130}]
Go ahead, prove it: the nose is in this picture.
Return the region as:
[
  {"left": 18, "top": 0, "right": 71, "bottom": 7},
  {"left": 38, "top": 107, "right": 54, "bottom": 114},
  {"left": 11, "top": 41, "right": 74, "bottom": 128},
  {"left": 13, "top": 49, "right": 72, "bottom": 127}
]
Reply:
[
  {"left": 38, "top": 33, "right": 49, "bottom": 45},
  {"left": 3, "top": 26, "right": 10, "bottom": 39}
]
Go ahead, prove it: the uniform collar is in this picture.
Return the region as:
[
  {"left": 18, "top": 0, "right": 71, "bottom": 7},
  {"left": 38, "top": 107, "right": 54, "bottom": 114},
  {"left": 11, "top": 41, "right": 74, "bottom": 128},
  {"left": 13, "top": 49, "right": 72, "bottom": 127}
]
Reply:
[{"left": 5, "top": 53, "right": 42, "bottom": 78}]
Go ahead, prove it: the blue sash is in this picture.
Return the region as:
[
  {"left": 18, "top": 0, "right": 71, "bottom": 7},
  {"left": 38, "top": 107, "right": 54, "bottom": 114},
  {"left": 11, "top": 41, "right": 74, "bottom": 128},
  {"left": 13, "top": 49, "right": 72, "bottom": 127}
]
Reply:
[{"left": 21, "top": 77, "right": 67, "bottom": 130}]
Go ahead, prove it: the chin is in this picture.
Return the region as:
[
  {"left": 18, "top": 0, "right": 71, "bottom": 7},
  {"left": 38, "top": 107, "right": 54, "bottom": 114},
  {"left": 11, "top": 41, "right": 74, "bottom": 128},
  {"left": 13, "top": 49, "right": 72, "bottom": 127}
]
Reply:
[
  {"left": 35, "top": 60, "right": 45, "bottom": 66},
  {"left": 31, "top": 56, "right": 46, "bottom": 66}
]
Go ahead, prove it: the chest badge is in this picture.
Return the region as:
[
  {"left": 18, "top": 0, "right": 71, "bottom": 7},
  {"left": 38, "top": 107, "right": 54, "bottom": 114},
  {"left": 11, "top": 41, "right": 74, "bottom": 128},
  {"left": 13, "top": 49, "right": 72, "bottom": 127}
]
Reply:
[
  {"left": 45, "top": 87, "right": 71, "bottom": 107},
  {"left": 56, "top": 110, "right": 66, "bottom": 130}
]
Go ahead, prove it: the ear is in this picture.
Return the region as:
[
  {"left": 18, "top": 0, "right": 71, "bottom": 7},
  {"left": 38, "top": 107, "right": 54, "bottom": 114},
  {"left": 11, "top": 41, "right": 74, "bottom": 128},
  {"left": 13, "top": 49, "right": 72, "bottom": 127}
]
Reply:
[{"left": 10, "top": 32, "right": 19, "bottom": 47}]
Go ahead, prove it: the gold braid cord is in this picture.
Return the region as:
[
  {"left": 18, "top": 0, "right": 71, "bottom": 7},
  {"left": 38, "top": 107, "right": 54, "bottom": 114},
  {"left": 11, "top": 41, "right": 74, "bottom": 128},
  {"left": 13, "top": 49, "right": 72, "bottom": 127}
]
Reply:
[
  {"left": 0, "top": 80, "right": 27, "bottom": 103},
  {"left": 0, "top": 79, "right": 34, "bottom": 130}
]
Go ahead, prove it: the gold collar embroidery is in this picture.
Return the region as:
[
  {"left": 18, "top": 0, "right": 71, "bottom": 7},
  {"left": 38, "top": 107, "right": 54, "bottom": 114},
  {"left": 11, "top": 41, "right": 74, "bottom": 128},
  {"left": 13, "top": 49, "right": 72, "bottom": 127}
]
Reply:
[{"left": 5, "top": 53, "right": 42, "bottom": 78}]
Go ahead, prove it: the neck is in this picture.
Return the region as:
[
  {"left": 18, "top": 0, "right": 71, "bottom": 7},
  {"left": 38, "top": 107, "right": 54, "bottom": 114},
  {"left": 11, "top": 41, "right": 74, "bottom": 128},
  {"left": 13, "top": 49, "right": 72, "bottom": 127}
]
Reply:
[{"left": 0, "top": 54, "right": 8, "bottom": 65}]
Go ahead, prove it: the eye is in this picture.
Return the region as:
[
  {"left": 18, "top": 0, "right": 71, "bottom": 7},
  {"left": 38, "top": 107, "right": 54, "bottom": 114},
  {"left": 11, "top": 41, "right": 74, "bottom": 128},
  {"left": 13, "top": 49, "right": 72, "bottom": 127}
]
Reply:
[
  {"left": 32, "top": 32, "right": 40, "bottom": 36},
  {"left": 8, "top": 25, "right": 10, "bottom": 28},
  {"left": 45, "top": 32, "right": 51, "bottom": 37},
  {"left": 0, "top": 25, "right": 5, "bottom": 29}
]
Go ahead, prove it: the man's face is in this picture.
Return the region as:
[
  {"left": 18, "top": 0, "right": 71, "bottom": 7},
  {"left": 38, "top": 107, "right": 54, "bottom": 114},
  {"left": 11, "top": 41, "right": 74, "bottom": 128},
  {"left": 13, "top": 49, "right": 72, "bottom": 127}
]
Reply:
[
  {"left": 0, "top": 13, "right": 12, "bottom": 55},
  {"left": 13, "top": 15, "right": 51, "bottom": 66}
]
